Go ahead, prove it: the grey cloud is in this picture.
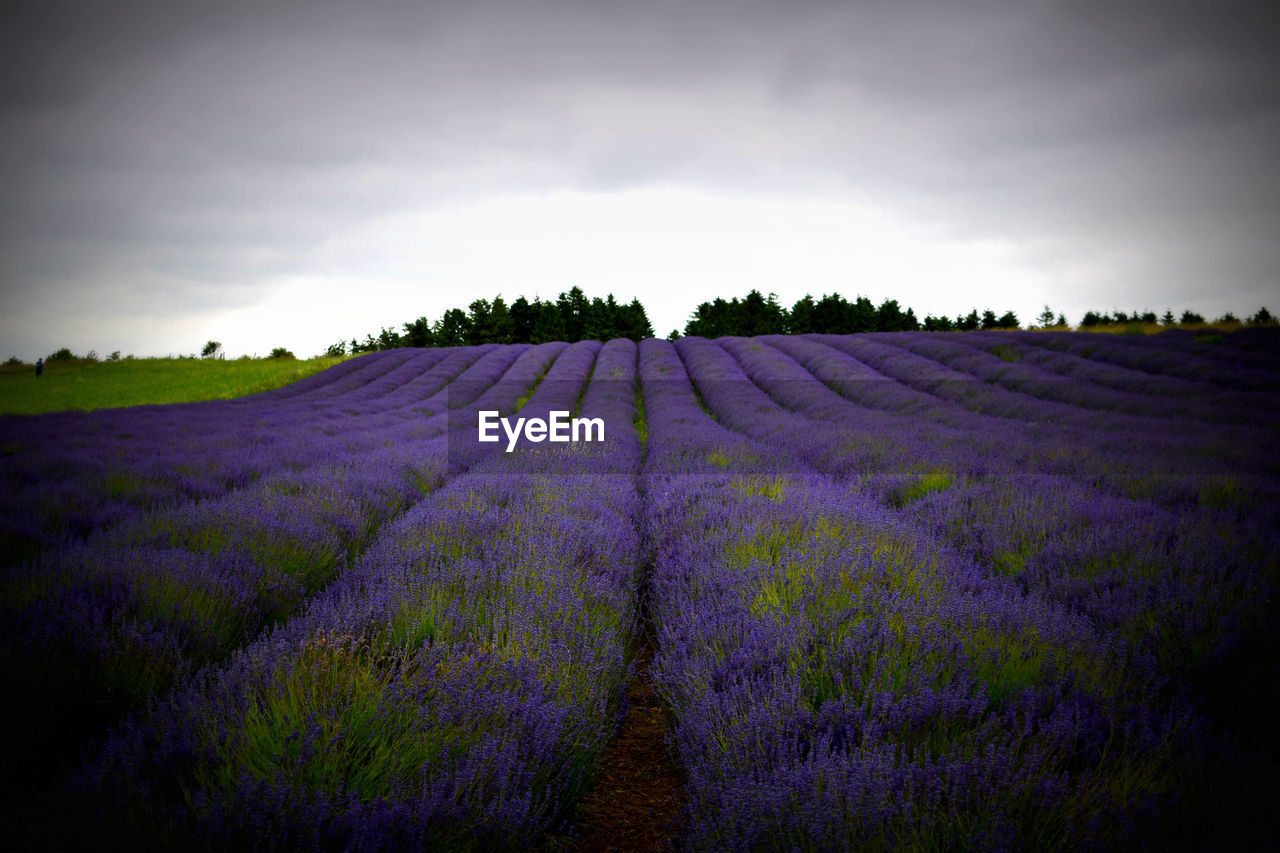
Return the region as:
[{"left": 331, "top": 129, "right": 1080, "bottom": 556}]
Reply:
[{"left": 1, "top": 0, "right": 1277, "bottom": 354}]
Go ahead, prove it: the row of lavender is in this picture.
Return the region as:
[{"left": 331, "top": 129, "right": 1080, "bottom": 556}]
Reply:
[
  {"left": 0, "top": 344, "right": 558, "bottom": 812},
  {"left": 0, "top": 328, "right": 1274, "bottom": 848},
  {"left": 1, "top": 347, "right": 465, "bottom": 563},
  {"left": 14, "top": 340, "right": 647, "bottom": 848},
  {"left": 643, "top": 331, "right": 1277, "bottom": 848},
  {"left": 711, "top": 334, "right": 1278, "bottom": 667}
]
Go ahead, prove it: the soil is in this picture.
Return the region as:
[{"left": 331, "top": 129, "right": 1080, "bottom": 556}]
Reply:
[{"left": 548, "top": 634, "right": 685, "bottom": 852}]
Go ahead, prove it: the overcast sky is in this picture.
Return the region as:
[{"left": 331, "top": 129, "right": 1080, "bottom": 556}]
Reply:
[{"left": 2, "top": 0, "right": 1277, "bottom": 358}]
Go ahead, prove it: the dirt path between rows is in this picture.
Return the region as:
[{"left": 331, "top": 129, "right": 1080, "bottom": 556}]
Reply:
[{"left": 551, "top": 622, "right": 684, "bottom": 852}]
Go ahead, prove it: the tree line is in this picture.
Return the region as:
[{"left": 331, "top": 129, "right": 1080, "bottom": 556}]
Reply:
[
  {"left": 682, "top": 292, "right": 1276, "bottom": 338},
  {"left": 335, "top": 287, "right": 653, "bottom": 355},
  {"left": 683, "top": 291, "right": 1021, "bottom": 337},
  {"left": 332, "top": 288, "right": 1276, "bottom": 356},
  {"left": 14, "top": 293, "right": 1276, "bottom": 367},
  {"left": 1077, "top": 307, "right": 1274, "bottom": 328}
]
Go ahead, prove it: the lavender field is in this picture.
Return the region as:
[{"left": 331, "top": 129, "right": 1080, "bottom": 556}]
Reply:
[{"left": 2, "top": 330, "right": 1277, "bottom": 850}]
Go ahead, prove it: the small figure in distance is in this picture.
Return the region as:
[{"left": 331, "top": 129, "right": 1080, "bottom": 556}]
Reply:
[{"left": 36, "top": 358, "right": 43, "bottom": 378}]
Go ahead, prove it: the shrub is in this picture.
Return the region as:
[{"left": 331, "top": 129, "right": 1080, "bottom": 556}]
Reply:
[
  {"left": 47, "top": 347, "right": 75, "bottom": 361},
  {"left": 1180, "top": 310, "right": 1205, "bottom": 325},
  {"left": 4, "top": 356, "right": 22, "bottom": 366},
  {"left": 1248, "top": 307, "right": 1274, "bottom": 325},
  {"left": 269, "top": 347, "right": 296, "bottom": 360},
  {"left": 324, "top": 341, "right": 346, "bottom": 357},
  {"left": 201, "top": 341, "right": 224, "bottom": 359},
  {"left": 107, "top": 351, "right": 121, "bottom": 362}
]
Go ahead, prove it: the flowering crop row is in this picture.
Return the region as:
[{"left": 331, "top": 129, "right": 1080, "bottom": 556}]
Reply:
[
  {"left": 0, "top": 329, "right": 1274, "bottom": 849},
  {"left": 64, "top": 340, "right": 647, "bottom": 849},
  {"left": 0, "top": 343, "right": 559, "bottom": 794},
  {"left": 0, "top": 348, "right": 471, "bottom": 564},
  {"left": 643, "top": 333, "right": 1276, "bottom": 849}
]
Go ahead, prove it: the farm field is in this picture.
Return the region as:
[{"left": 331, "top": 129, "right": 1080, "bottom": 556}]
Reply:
[
  {"left": 1, "top": 330, "right": 1277, "bottom": 850},
  {"left": 0, "top": 355, "right": 351, "bottom": 416}
]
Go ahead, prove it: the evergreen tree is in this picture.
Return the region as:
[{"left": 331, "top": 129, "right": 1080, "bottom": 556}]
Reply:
[
  {"left": 489, "top": 296, "right": 515, "bottom": 344},
  {"left": 876, "top": 298, "right": 912, "bottom": 331},
  {"left": 849, "top": 296, "right": 878, "bottom": 333},
  {"left": 401, "top": 317, "right": 433, "bottom": 348},
  {"left": 788, "top": 294, "right": 816, "bottom": 334},
  {"left": 686, "top": 297, "right": 732, "bottom": 338},
  {"left": 376, "top": 326, "right": 403, "bottom": 349},
  {"left": 738, "top": 290, "right": 787, "bottom": 335},
  {"left": 510, "top": 296, "right": 536, "bottom": 342},
  {"left": 557, "top": 286, "right": 590, "bottom": 342},
  {"left": 582, "top": 296, "right": 612, "bottom": 342},
  {"left": 434, "top": 308, "right": 471, "bottom": 346},
  {"left": 618, "top": 298, "right": 654, "bottom": 340},
  {"left": 466, "top": 299, "right": 492, "bottom": 345},
  {"left": 532, "top": 300, "right": 565, "bottom": 343},
  {"left": 811, "top": 294, "right": 849, "bottom": 333}
]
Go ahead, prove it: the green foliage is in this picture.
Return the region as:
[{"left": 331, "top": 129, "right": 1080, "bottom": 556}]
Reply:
[
  {"left": 886, "top": 470, "right": 956, "bottom": 508},
  {"left": 685, "top": 290, "right": 789, "bottom": 337},
  {"left": 1199, "top": 476, "right": 1240, "bottom": 510},
  {"left": 991, "top": 345, "right": 1021, "bottom": 363},
  {"left": 685, "top": 291, "right": 993, "bottom": 337},
  {"left": 0, "top": 355, "right": 350, "bottom": 415},
  {"left": 48, "top": 347, "right": 75, "bottom": 361},
  {"left": 923, "top": 313, "right": 955, "bottom": 331},
  {"left": 268, "top": 347, "right": 295, "bottom": 359},
  {"left": 350, "top": 286, "right": 653, "bottom": 350},
  {"left": 201, "top": 340, "right": 223, "bottom": 359}
]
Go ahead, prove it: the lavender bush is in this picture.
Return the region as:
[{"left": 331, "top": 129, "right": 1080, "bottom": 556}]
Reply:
[{"left": 0, "top": 328, "right": 1273, "bottom": 850}]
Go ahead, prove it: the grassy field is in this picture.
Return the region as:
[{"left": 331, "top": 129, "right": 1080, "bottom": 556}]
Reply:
[
  {"left": 0, "top": 356, "right": 351, "bottom": 415},
  {"left": 1031, "top": 320, "right": 1261, "bottom": 337}
]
